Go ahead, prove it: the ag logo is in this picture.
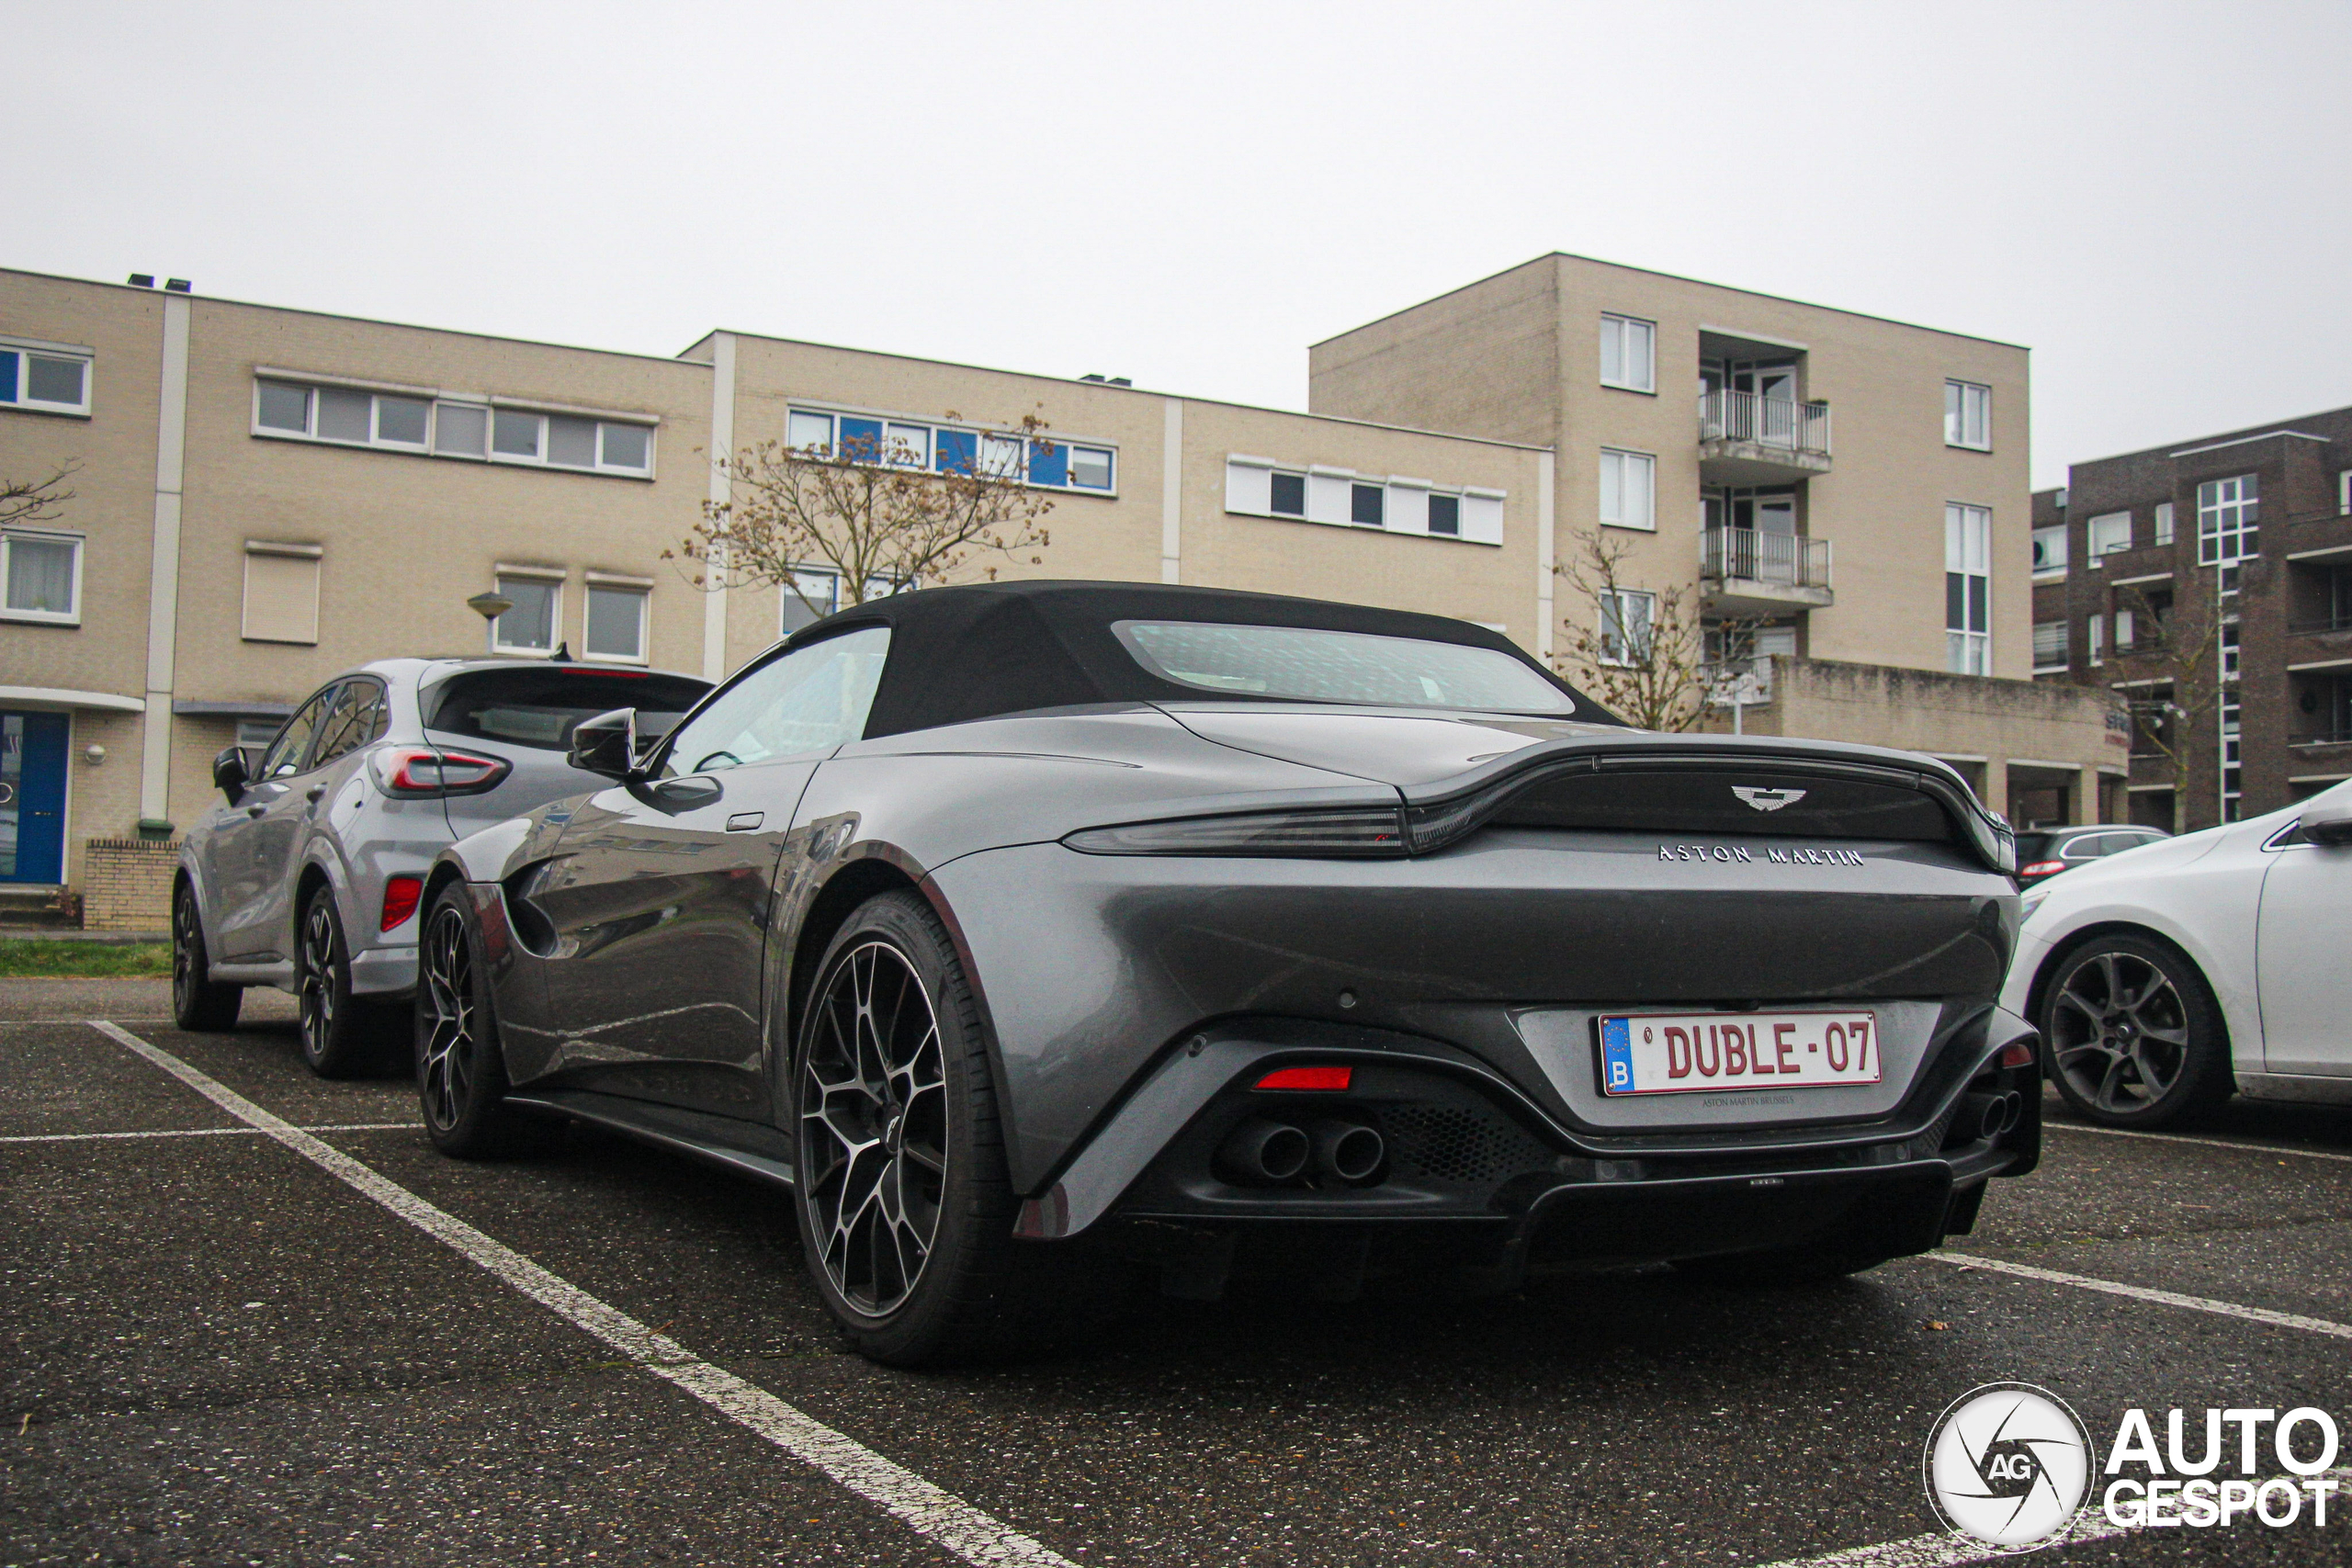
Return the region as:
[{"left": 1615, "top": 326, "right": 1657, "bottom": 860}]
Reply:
[
  {"left": 1924, "top": 1382, "right": 2095, "bottom": 1551},
  {"left": 1731, "top": 785, "right": 1805, "bottom": 812}
]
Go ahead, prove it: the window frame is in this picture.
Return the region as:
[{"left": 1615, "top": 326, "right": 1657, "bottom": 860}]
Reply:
[
  {"left": 491, "top": 571, "right": 564, "bottom": 657},
  {"left": 1944, "top": 379, "right": 1992, "bottom": 450},
  {"left": 2031, "top": 525, "right": 2068, "bottom": 578},
  {"left": 252, "top": 376, "right": 655, "bottom": 479},
  {"left": 2196, "top": 474, "right": 2259, "bottom": 566},
  {"left": 2086, "top": 511, "right": 2133, "bottom": 564},
  {"left": 0, "top": 528, "right": 85, "bottom": 625},
  {"left": 582, "top": 578, "right": 651, "bottom": 665},
  {"left": 1599, "top": 587, "right": 1657, "bottom": 667},
  {"left": 1599, "top": 447, "right": 1657, "bottom": 532},
  {"left": 2031, "top": 619, "right": 2068, "bottom": 672},
  {"left": 2154, "top": 501, "right": 2176, "bottom": 546},
  {"left": 1945, "top": 502, "right": 1992, "bottom": 675},
  {"left": 785, "top": 405, "right": 1116, "bottom": 495},
  {"left": 0, "top": 338, "right": 94, "bottom": 418},
  {"left": 1599, "top": 313, "right": 1657, "bottom": 394}
]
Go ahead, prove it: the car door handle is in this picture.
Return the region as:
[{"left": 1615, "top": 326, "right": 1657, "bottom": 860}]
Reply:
[
  {"left": 726, "top": 812, "right": 764, "bottom": 832},
  {"left": 305, "top": 784, "right": 328, "bottom": 803},
  {"left": 245, "top": 805, "right": 266, "bottom": 818}
]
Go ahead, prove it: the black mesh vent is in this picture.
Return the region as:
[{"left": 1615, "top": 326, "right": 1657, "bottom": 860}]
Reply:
[{"left": 1383, "top": 1105, "right": 1554, "bottom": 1184}]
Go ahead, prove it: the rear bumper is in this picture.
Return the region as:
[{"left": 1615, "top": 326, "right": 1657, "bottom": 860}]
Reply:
[{"left": 349, "top": 942, "right": 417, "bottom": 998}]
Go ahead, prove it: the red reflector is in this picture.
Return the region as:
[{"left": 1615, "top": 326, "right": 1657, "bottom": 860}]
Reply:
[
  {"left": 380, "top": 875, "right": 424, "bottom": 932},
  {"left": 1255, "top": 1066, "right": 1352, "bottom": 1091},
  {"left": 1998, "top": 1041, "right": 2036, "bottom": 1069},
  {"left": 2018, "top": 861, "right": 2065, "bottom": 878}
]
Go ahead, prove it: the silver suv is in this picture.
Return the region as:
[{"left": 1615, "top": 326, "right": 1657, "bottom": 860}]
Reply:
[{"left": 173, "top": 657, "right": 710, "bottom": 1073}]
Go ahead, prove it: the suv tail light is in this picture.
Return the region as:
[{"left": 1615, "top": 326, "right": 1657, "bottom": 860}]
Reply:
[
  {"left": 380, "top": 875, "right": 424, "bottom": 932},
  {"left": 374, "top": 747, "right": 512, "bottom": 798}
]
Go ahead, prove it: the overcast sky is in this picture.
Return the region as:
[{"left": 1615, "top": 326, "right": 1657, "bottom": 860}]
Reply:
[{"left": 9, "top": 1, "right": 2348, "bottom": 488}]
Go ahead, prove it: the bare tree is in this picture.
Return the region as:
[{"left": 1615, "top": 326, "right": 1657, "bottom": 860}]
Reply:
[
  {"left": 2109, "top": 579, "right": 2226, "bottom": 832},
  {"left": 670, "top": 415, "right": 1055, "bottom": 623},
  {"left": 1552, "top": 526, "right": 1762, "bottom": 731},
  {"left": 0, "top": 461, "right": 80, "bottom": 532}
]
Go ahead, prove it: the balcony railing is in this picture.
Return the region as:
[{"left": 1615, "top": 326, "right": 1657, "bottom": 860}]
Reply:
[
  {"left": 1704, "top": 526, "right": 1833, "bottom": 590},
  {"left": 1700, "top": 389, "right": 1831, "bottom": 456},
  {"left": 2289, "top": 609, "right": 2352, "bottom": 636},
  {"left": 2291, "top": 728, "right": 2352, "bottom": 748}
]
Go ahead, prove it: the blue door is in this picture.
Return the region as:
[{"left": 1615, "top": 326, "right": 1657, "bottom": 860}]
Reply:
[{"left": 0, "top": 711, "right": 70, "bottom": 884}]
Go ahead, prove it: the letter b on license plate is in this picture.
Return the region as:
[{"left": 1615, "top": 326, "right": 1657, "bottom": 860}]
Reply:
[{"left": 1599, "top": 1011, "right": 1881, "bottom": 1096}]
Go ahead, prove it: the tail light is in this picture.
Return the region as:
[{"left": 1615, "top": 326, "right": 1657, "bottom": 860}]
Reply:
[
  {"left": 1998, "top": 1041, "right": 2037, "bottom": 1069},
  {"left": 373, "top": 747, "right": 512, "bottom": 798},
  {"left": 2018, "top": 860, "right": 2065, "bottom": 879},
  {"left": 380, "top": 875, "right": 424, "bottom": 932},
  {"left": 1255, "top": 1066, "right": 1353, "bottom": 1091}
]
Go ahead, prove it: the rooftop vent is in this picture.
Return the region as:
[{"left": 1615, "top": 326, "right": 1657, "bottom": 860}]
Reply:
[
  {"left": 127, "top": 274, "right": 155, "bottom": 288},
  {"left": 1079, "top": 373, "right": 1133, "bottom": 387},
  {"left": 164, "top": 279, "right": 192, "bottom": 293}
]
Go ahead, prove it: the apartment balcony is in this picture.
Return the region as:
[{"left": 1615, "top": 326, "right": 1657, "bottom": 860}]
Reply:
[
  {"left": 1702, "top": 526, "right": 1834, "bottom": 615},
  {"left": 1698, "top": 390, "right": 1833, "bottom": 485}
]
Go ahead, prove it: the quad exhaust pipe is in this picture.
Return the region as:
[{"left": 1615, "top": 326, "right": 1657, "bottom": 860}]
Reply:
[
  {"left": 1955, "top": 1090, "right": 2023, "bottom": 1144},
  {"left": 1216, "top": 1116, "right": 1385, "bottom": 1187}
]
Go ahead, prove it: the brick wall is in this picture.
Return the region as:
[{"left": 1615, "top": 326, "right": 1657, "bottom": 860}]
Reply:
[{"left": 82, "top": 838, "right": 177, "bottom": 932}]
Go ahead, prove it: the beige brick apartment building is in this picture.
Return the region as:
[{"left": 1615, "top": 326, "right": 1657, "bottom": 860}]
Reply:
[{"left": 1, "top": 256, "right": 2115, "bottom": 921}]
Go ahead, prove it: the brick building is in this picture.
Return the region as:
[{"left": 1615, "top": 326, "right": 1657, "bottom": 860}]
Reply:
[{"left": 2032, "top": 407, "right": 2352, "bottom": 829}]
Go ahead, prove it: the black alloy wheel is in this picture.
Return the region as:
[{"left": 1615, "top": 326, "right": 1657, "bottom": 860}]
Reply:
[
  {"left": 415, "top": 887, "right": 556, "bottom": 1157},
  {"left": 799, "top": 937, "right": 950, "bottom": 1318},
  {"left": 2041, "top": 934, "right": 2231, "bottom": 1128},
  {"left": 170, "top": 881, "right": 242, "bottom": 1032},
  {"left": 294, "top": 885, "right": 399, "bottom": 1078}
]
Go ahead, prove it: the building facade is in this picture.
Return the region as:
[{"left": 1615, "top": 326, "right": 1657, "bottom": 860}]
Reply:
[
  {"left": 3, "top": 256, "right": 2116, "bottom": 921},
  {"left": 2031, "top": 406, "right": 2352, "bottom": 829}
]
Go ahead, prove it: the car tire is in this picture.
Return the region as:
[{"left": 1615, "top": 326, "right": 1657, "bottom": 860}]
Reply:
[
  {"left": 416, "top": 886, "right": 562, "bottom": 1159},
  {"left": 2039, "top": 932, "right": 2233, "bottom": 1129},
  {"left": 295, "top": 884, "right": 402, "bottom": 1078},
  {"left": 789, "top": 889, "right": 1125, "bottom": 1367},
  {"left": 170, "top": 881, "right": 243, "bottom": 1032}
]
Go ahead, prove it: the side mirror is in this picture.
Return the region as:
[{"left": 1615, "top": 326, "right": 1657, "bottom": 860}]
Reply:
[
  {"left": 212, "top": 745, "right": 251, "bottom": 804},
  {"left": 568, "top": 707, "right": 639, "bottom": 781},
  {"left": 2297, "top": 792, "right": 2352, "bottom": 847}
]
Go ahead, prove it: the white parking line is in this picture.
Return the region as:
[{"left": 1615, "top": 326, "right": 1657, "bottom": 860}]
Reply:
[
  {"left": 2044, "top": 1120, "right": 2352, "bottom": 1165},
  {"left": 1924, "top": 1251, "right": 2352, "bottom": 1341},
  {"left": 0, "top": 1122, "right": 419, "bottom": 1145},
  {"left": 86, "top": 1021, "right": 1077, "bottom": 1568},
  {"left": 1756, "top": 1466, "right": 2352, "bottom": 1568}
]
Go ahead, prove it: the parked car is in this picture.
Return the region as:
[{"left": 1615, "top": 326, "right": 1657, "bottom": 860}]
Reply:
[
  {"left": 2001, "top": 781, "right": 2352, "bottom": 1128},
  {"left": 173, "top": 658, "right": 710, "bottom": 1073},
  {"left": 2013, "top": 823, "right": 2170, "bottom": 886},
  {"left": 415, "top": 581, "right": 2038, "bottom": 1366}
]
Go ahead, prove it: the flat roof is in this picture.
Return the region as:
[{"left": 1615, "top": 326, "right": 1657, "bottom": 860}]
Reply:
[
  {"left": 1310, "top": 252, "right": 2031, "bottom": 353},
  {"left": 2071, "top": 406, "right": 2352, "bottom": 471}
]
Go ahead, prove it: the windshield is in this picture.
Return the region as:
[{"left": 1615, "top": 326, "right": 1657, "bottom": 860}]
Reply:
[
  {"left": 1114, "top": 620, "right": 1576, "bottom": 715},
  {"left": 424, "top": 668, "right": 711, "bottom": 750}
]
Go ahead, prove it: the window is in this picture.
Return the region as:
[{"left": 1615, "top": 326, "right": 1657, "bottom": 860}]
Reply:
[
  {"left": 784, "top": 408, "right": 1113, "bottom": 492},
  {"left": 310, "top": 680, "right": 390, "bottom": 769},
  {"left": 1600, "top": 589, "right": 1656, "bottom": 666},
  {"left": 2086, "top": 512, "right": 2132, "bottom": 563},
  {"left": 584, "top": 581, "right": 650, "bottom": 663},
  {"left": 0, "top": 342, "right": 92, "bottom": 417},
  {"left": 260, "top": 689, "right": 330, "bottom": 779},
  {"left": 1351, "top": 483, "right": 1385, "bottom": 526},
  {"left": 1226, "top": 458, "right": 1500, "bottom": 543},
  {"left": 2153, "top": 501, "right": 2176, "bottom": 546},
  {"left": 2114, "top": 608, "right": 2135, "bottom": 649},
  {"left": 1600, "top": 314, "right": 1656, "bottom": 393},
  {"left": 242, "top": 541, "right": 322, "bottom": 645},
  {"left": 1945, "top": 502, "right": 1991, "bottom": 674},
  {"left": 425, "top": 668, "right": 710, "bottom": 751},
  {"left": 2031, "top": 525, "right": 2068, "bottom": 576},
  {"left": 1945, "top": 380, "right": 1991, "bottom": 449},
  {"left": 781, "top": 568, "right": 842, "bottom": 634},
  {"left": 2, "top": 531, "right": 81, "bottom": 623},
  {"left": 1269, "top": 472, "right": 1306, "bottom": 516},
  {"left": 254, "top": 378, "right": 653, "bottom": 477},
  {"left": 1600, "top": 449, "right": 1655, "bottom": 530},
  {"left": 2339, "top": 470, "right": 2352, "bottom": 516},
  {"left": 2196, "top": 474, "right": 2258, "bottom": 565},
  {"left": 664, "top": 626, "right": 893, "bottom": 773},
  {"left": 493, "top": 574, "right": 561, "bottom": 654},
  {"left": 2086, "top": 614, "right": 2104, "bottom": 667},
  {"left": 2032, "top": 620, "right": 2068, "bottom": 671},
  {"left": 236, "top": 718, "right": 281, "bottom": 750},
  {"left": 2221, "top": 621, "right": 2241, "bottom": 682},
  {"left": 1114, "top": 621, "right": 1574, "bottom": 713},
  {"left": 1428, "top": 494, "right": 1460, "bottom": 536}
]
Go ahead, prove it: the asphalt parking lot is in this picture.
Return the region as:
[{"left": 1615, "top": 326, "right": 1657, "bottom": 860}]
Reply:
[{"left": 5, "top": 978, "right": 2349, "bottom": 1567}]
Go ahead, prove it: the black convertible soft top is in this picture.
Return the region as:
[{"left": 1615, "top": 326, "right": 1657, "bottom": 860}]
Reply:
[{"left": 775, "top": 579, "right": 1607, "bottom": 739}]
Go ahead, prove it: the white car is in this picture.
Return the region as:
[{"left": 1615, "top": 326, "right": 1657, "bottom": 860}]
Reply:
[{"left": 1999, "top": 780, "right": 2352, "bottom": 1128}]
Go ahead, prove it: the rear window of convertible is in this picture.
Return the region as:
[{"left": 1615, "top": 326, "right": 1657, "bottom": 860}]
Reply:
[
  {"left": 424, "top": 668, "right": 711, "bottom": 750},
  {"left": 1114, "top": 620, "right": 1575, "bottom": 715}
]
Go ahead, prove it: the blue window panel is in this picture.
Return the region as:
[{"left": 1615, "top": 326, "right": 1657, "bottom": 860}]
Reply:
[
  {"left": 934, "top": 429, "right": 978, "bottom": 474},
  {"left": 838, "top": 417, "right": 884, "bottom": 458},
  {"left": 1028, "top": 440, "right": 1068, "bottom": 487},
  {"left": 0, "top": 350, "right": 17, "bottom": 403}
]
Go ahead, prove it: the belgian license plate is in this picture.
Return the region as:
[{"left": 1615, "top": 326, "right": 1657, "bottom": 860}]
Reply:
[{"left": 1597, "top": 1010, "right": 1881, "bottom": 1096}]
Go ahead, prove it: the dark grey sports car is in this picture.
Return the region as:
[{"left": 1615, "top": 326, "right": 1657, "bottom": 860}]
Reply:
[{"left": 416, "top": 581, "right": 2038, "bottom": 1365}]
